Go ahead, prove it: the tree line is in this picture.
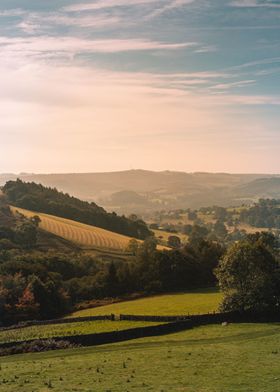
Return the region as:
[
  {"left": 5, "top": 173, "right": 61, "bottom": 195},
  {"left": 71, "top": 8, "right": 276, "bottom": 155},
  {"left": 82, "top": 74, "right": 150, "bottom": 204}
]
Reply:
[{"left": 0, "top": 235, "right": 223, "bottom": 325}]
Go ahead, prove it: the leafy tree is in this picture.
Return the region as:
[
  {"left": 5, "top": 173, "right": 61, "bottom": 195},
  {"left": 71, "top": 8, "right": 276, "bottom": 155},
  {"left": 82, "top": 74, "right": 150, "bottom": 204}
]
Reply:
[
  {"left": 167, "top": 235, "right": 181, "bottom": 249},
  {"left": 126, "top": 238, "right": 139, "bottom": 255},
  {"left": 104, "top": 262, "right": 119, "bottom": 297},
  {"left": 188, "top": 225, "right": 208, "bottom": 243},
  {"left": 14, "top": 222, "right": 38, "bottom": 248},
  {"left": 188, "top": 211, "right": 197, "bottom": 221},
  {"left": 213, "top": 220, "right": 228, "bottom": 239},
  {"left": 182, "top": 224, "right": 192, "bottom": 235},
  {"left": 216, "top": 238, "right": 280, "bottom": 312},
  {"left": 213, "top": 206, "right": 228, "bottom": 221}
]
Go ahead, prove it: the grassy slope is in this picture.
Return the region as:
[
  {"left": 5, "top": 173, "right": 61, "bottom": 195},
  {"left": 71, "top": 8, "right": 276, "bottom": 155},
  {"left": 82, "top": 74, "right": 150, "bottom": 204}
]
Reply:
[
  {"left": 2, "top": 323, "right": 280, "bottom": 391},
  {"left": 70, "top": 289, "right": 223, "bottom": 317},
  {"left": 10, "top": 206, "right": 167, "bottom": 252},
  {"left": 0, "top": 321, "right": 156, "bottom": 345}
]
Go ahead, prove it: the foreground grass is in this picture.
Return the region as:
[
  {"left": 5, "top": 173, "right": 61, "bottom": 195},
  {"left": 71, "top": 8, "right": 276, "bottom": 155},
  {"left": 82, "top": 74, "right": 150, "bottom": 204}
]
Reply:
[
  {"left": 70, "top": 288, "right": 222, "bottom": 317},
  {"left": 2, "top": 323, "right": 280, "bottom": 391},
  {"left": 0, "top": 321, "right": 155, "bottom": 344}
]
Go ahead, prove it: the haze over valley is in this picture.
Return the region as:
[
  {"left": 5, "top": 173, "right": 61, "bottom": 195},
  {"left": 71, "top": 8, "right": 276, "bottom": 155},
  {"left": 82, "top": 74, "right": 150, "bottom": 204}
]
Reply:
[{"left": 1, "top": 170, "right": 280, "bottom": 214}]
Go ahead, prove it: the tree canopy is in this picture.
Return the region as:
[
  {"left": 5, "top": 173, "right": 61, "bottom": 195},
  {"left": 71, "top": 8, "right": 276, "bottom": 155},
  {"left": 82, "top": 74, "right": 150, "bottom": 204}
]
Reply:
[{"left": 216, "top": 234, "right": 280, "bottom": 312}]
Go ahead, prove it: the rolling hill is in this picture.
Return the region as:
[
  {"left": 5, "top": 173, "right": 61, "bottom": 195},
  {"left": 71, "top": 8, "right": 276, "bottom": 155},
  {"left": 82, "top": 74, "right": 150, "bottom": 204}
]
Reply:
[
  {"left": 10, "top": 206, "right": 168, "bottom": 252},
  {"left": 1, "top": 170, "right": 280, "bottom": 214},
  {"left": 3, "top": 180, "right": 152, "bottom": 240},
  {"left": 10, "top": 206, "right": 139, "bottom": 252}
]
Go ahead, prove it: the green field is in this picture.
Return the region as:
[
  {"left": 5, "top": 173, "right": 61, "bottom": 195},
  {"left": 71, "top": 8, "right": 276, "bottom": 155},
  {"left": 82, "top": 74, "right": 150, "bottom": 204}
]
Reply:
[
  {"left": 0, "top": 321, "right": 155, "bottom": 345},
  {"left": 2, "top": 323, "right": 280, "bottom": 391},
  {"left": 70, "top": 289, "right": 223, "bottom": 317}
]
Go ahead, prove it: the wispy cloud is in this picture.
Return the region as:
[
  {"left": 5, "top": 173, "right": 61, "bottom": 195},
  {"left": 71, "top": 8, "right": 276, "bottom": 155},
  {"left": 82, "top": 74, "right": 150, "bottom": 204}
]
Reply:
[
  {"left": 64, "top": 0, "right": 161, "bottom": 12},
  {"left": 229, "top": 57, "right": 280, "bottom": 70},
  {"left": 210, "top": 80, "right": 256, "bottom": 90},
  {"left": 65, "top": 0, "right": 197, "bottom": 18},
  {"left": 0, "top": 8, "right": 25, "bottom": 17},
  {"left": 194, "top": 45, "right": 217, "bottom": 53},
  {"left": 231, "top": 0, "right": 280, "bottom": 8},
  {"left": 17, "top": 13, "right": 121, "bottom": 33},
  {"left": 147, "top": 0, "right": 196, "bottom": 18},
  {"left": 0, "top": 36, "right": 195, "bottom": 58}
]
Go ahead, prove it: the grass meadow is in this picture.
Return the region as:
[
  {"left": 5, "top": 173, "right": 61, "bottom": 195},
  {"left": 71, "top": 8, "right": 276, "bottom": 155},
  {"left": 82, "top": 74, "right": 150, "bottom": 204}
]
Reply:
[
  {"left": 1, "top": 323, "right": 280, "bottom": 391},
  {"left": 70, "top": 289, "right": 223, "bottom": 318}
]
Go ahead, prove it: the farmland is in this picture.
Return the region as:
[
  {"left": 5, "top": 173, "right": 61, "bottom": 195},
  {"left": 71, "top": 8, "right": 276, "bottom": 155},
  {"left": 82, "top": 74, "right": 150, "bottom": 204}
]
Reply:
[
  {"left": 70, "top": 289, "right": 223, "bottom": 318},
  {"left": 1, "top": 323, "right": 280, "bottom": 391},
  {"left": 10, "top": 206, "right": 132, "bottom": 251},
  {"left": 10, "top": 206, "right": 167, "bottom": 252}
]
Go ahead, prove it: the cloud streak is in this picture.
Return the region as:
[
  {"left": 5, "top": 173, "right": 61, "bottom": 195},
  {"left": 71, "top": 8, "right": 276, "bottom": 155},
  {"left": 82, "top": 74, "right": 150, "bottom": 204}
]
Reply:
[
  {"left": 147, "top": 0, "right": 196, "bottom": 18},
  {"left": 0, "top": 36, "right": 195, "bottom": 57},
  {"left": 64, "top": 0, "right": 162, "bottom": 12},
  {"left": 231, "top": 0, "right": 280, "bottom": 8}
]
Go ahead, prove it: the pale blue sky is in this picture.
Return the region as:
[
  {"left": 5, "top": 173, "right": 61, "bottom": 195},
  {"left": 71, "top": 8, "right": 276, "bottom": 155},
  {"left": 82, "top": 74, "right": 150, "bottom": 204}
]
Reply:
[{"left": 0, "top": 0, "right": 279, "bottom": 173}]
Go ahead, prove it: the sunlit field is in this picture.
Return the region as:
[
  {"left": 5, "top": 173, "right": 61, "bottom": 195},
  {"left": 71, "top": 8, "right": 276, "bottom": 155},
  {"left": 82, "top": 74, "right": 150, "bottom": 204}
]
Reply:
[{"left": 70, "top": 289, "right": 223, "bottom": 318}]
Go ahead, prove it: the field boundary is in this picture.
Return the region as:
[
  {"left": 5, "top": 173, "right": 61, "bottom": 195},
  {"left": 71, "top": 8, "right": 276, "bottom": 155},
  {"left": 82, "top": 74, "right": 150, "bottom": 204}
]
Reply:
[
  {"left": 120, "top": 311, "right": 280, "bottom": 324},
  {"left": 2, "top": 310, "right": 280, "bottom": 356},
  {"left": 3, "top": 308, "right": 280, "bottom": 332}
]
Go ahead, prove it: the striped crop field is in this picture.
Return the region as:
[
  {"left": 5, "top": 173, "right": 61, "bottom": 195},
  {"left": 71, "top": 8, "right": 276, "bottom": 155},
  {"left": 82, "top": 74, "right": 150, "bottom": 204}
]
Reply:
[
  {"left": 10, "top": 206, "right": 138, "bottom": 251},
  {"left": 10, "top": 206, "right": 168, "bottom": 252}
]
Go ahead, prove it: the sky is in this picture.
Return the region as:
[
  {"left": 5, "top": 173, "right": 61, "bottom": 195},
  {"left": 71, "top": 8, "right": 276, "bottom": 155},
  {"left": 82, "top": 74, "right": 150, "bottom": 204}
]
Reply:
[{"left": 0, "top": 0, "right": 279, "bottom": 174}]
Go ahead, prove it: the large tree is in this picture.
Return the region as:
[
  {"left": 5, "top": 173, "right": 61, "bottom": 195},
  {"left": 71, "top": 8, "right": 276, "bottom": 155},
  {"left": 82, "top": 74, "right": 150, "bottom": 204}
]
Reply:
[{"left": 216, "top": 235, "right": 280, "bottom": 312}]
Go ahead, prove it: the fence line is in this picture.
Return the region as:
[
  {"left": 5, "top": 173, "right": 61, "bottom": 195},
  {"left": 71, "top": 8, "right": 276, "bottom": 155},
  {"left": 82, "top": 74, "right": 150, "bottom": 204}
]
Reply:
[{"left": 0, "top": 320, "right": 193, "bottom": 352}]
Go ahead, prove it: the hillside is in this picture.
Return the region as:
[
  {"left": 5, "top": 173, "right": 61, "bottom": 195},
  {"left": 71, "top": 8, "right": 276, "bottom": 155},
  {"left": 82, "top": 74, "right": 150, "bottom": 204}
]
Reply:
[
  {"left": 1, "top": 170, "right": 280, "bottom": 214},
  {"left": 235, "top": 178, "right": 280, "bottom": 199},
  {"left": 3, "top": 180, "right": 152, "bottom": 240},
  {"left": 10, "top": 206, "right": 140, "bottom": 252},
  {"left": 0, "top": 194, "right": 78, "bottom": 253}
]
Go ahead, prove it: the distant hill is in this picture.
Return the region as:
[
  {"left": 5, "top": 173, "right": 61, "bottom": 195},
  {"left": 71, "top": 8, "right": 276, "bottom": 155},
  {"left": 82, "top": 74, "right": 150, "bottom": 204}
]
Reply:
[
  {"left": 2, "top": 180, "right": 152, "bottom": 240},
  {"left": 235, "top": 178, "right": 280, "bottom": 199},
  {"left": 1, "top": 170, "right": 280, "bottom": 214}
]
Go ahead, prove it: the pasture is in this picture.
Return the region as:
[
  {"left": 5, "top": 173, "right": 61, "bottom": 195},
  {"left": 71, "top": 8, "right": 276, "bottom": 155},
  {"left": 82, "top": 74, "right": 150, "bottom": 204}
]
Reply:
[
  {"left": 0, "top": 321, "right": 155, "bottom": 345},
  {"left": 1, "top": 323, "right": 280, "bottom": 391},
  {"left": 70, "top": 289, "right": 223, "bottom": 318}
]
